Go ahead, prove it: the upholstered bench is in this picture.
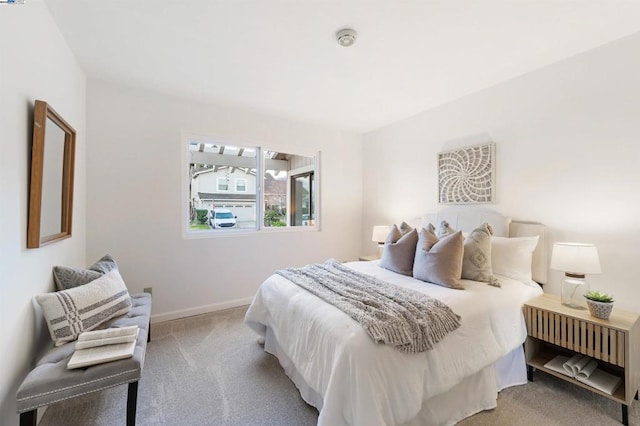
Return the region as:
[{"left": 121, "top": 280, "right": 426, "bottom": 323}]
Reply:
[{"left": 16, "top": 293, "right": 152, "bottom": 426}]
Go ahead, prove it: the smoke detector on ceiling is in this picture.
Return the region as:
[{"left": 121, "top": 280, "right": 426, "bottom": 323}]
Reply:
[{"left": 336, "top": 29, "right": 357, "bottom": 47}]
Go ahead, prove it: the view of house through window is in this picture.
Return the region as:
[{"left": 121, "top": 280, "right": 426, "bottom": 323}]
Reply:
[{"left": 187, "top": 140, "right": 317, "bottom": 232}]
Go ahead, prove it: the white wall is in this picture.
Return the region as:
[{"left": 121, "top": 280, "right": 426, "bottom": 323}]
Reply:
[
  {"left": 362, "top": 32, "right": 640, "bottom": 312},
  {"left": 0, "top": 1, "right": 86, "bottom": 424},
  {"left": 87, "top": 80, "right": 363, "bottom": 322}
]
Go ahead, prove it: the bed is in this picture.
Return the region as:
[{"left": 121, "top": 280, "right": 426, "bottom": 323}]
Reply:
[{"left": 245, "top": 212, "right": 547, "bottom": 426}]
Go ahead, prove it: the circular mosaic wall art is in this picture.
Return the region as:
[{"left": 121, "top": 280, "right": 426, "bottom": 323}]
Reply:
[{"left": 438, "top": 143, "right": 495, "bottom": 204}]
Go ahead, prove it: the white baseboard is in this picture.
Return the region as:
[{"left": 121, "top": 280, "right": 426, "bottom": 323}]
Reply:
[{"left": 150, "top": 297, "right": 253, "bottom": 324}]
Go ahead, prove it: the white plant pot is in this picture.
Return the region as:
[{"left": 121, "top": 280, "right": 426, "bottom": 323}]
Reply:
[{"left": 586, "top": 299, "right": 613, "bottom": 320}]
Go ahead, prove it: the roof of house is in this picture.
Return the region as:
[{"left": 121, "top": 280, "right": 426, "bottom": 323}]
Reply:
[{"left": 264, "top": 173, "right": 286, "bottom": 196}]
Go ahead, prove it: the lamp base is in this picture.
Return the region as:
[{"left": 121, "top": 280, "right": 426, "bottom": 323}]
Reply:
[{"left": 561, "top": 274, "right": 588, "bottom": 310}]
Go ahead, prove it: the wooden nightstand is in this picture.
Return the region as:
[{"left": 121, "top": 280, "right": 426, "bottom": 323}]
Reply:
[
  {"left": 358, "top": 255, "right": 379, "bottom": 261},
  {"left": 524, "top": 294, "right": 640, "bottom": 425}
]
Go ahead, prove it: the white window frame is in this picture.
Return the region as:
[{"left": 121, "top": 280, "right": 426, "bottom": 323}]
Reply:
[
  {"left": 235, "top": 178, "right": 247, "bottom": 193},
  {"left": 182, "top": 134, "right": 320, "bottom": 238},
  {"left": 216, "top": 177, "right": 229, "bottom": 192},
  {"left": 289, "top": 165, "right": 315, "bottom": 227}
]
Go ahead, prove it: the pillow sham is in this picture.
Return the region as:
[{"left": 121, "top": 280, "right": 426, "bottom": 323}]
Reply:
[
  {"left": 491, "top": 236, "right": 539, "bottom": 284},
  {"left": 435, "top": 220, "right": 455, "bottom": 239},
  {"left": 399, "top": 221, "right": 413, "bottom": 235},
  {"left": 36, "top": 269, "right": 132, "bottom": 346},
  {"left": 439, "top": 221, "right": 499, "bottom": 287},
  {"left": 53, "top": 254, "right": 118, "bottom": 291},
  {"left": 413, "top": 227, "right": 464, "bottom": 289},
  {"left": 379, "top": 224, "right": 419, "bottom": 276}
]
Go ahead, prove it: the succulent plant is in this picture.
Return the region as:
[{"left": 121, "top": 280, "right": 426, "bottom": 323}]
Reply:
[{"left": 584, "top": 291, "right": 614, "bottom": 303}]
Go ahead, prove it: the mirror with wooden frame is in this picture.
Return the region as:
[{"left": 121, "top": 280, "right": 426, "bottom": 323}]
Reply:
[{"left": 27, "top": 100, "right": 76, "bottom": 248}]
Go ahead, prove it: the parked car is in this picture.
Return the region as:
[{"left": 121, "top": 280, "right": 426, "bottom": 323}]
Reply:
[{"left": 209, "top": 208, "right": 237, "bottom": 229}]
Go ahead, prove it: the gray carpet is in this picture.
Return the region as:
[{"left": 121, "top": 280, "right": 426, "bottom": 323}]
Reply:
[{"left": 40, "top": 306, "right": 639, "bottom": 425}]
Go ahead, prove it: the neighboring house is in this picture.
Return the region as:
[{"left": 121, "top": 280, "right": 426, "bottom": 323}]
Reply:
[
  {"left": 191, "top": 167, "right": 261, "bottom": 223},
  {"left": 191, "top": 171, "right": 293, "bottom": 225},
  {"left": 264, "top": 173, "right": 287, "bottom": 213}
]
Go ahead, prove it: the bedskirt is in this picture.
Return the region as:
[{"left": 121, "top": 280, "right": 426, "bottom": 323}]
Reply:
[
  {"left": 246, "top": 260, "right": 542, "bottom": 425},
  {"left": 264, "top": 325, "right": 527, "bottom": 426}
]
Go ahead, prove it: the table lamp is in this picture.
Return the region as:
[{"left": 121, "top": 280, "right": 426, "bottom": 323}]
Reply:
[
  {"left": 371, "top": 225, "right": 390, "bottom": 258},
  {"left": 550, "top": 242, "right": 601, "bottom": 309}
]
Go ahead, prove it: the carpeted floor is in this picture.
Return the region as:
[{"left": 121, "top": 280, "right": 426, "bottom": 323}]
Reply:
[{"left": 40, "top": 306, "right": 639, "bottom": 425}]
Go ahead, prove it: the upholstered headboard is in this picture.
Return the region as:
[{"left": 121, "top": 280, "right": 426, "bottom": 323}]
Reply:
[
  {"left": 422, "top": 211, "right": 511, "bottom": 237},
  {"left": 421, "top": 211, "right": 547, "bottom": 285}
]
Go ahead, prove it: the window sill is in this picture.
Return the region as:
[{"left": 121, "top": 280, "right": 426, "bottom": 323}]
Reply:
[{"left": 183, "top": 225, "right": 320, "bottom": 239}]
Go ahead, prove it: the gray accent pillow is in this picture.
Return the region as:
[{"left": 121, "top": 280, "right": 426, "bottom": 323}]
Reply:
[
  {"left": 53, "top": 254, "right": 119, "bottom": 291},
  {"left": 379, "top": 224, "right": 419, "bottom": 276},
  {"left": 90, "top": 254, "right": 118, "bottom": 274},
  {"left": 36, "top": 269, "right": 132, "bottom": 346},
  {"left": 413, "top": 227, "right": 464, "bottom": 289}
]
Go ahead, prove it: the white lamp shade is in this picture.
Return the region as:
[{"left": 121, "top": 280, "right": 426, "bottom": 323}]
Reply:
[
  {"left": 371, "top": 225, "right": 390, "bottom": 244},
  {"left": 550, "top": 242, "right": 601, "bottom": 274}
]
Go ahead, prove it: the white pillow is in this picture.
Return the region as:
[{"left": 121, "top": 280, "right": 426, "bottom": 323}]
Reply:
[
  {"left": 36, "top": 269, "right": 132, "bottom": 346},
  {"left": 491, "top": 236, "right": 539, "bottom": 284}
]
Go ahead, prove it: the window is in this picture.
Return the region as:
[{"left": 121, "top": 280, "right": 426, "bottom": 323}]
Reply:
[
  {"left": 235, "top": 178, "right": 247, "bottom": 192},
  {"left": 263, "top": 150, "right": 316, "bottom": 228},
  {"left": 216, "top": 177, "right": 229, "bottom": 191},
  {"left": 291, "top": 172, "right": 315, "bottom": 227},
  {"left": 186, "top": 139, "right": 318, "bottom": 233}
]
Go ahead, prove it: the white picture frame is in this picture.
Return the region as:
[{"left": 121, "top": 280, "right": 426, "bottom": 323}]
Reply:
[{"left": 438, "top": 143, "right": 495, "bottom": 204}]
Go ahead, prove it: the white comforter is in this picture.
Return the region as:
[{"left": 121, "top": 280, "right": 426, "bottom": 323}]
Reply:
[{"left": 245, "top": 260, "right": 542, "bottom": 426}]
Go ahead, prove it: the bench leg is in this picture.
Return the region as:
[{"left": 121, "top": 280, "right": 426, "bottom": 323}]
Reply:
[
  {"left": 147, "top": 321, "right": 151, "bottom": 343},
  {"left": 20, "top": 410, "right": 37, "bottom": 426},
  {"left": 127, "top": 381, "right": 139, "bottom": 426},
  {"left": 527, "top": 365, "right": 534, "bottom": 382},
  {"left": 622, "top": 404, "right": 629, "bottom": 426}
]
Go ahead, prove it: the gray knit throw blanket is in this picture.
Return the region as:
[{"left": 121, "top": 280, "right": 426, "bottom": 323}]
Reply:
[{"left": 276, "top": 259, "right": 461, "bottom": 353}]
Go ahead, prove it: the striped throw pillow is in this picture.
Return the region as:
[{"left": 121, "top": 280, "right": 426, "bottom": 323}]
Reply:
[{"left": 36, "top": 269, "right": 132, "bottom": 346}]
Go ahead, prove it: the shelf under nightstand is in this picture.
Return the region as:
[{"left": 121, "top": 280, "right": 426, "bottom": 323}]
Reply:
[{"left": 524, "top": 293, "right": 640, "bottom": 425}]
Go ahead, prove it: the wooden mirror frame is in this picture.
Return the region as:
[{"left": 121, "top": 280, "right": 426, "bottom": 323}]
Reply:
[{"left": 27, "top": 100, "right": 76, "bottom": 248}]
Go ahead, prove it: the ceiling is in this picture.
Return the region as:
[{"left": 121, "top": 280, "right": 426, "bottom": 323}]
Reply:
[{"left": 44, "top": 0, "right": 640, "bottom": 134}]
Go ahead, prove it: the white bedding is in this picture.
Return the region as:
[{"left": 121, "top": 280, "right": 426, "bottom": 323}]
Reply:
[{"left": 245, "top": 260, "right": 543, "bottom": 426}]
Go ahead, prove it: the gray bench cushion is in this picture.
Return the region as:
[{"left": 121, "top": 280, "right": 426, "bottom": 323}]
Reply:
[{"left": 17, "top": 293, "right": 151, "bottom": 413}]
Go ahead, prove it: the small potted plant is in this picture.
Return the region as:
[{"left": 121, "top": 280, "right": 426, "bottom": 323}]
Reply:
[{"left": 584, "top": 291, "right": 614, "bottom": 319}]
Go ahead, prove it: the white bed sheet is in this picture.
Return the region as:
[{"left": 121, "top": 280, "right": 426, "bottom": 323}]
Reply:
[{"left": 245, "top": 260, "right": 543, "bottom": 426}]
